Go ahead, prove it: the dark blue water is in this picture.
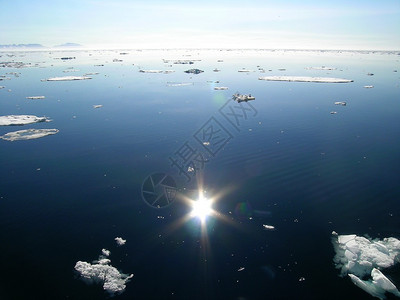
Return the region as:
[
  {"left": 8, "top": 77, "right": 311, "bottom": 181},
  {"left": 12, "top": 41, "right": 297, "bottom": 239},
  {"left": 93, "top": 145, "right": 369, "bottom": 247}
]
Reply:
[{"left": 1, "top": 49, "right": 399, "bottom": 299}]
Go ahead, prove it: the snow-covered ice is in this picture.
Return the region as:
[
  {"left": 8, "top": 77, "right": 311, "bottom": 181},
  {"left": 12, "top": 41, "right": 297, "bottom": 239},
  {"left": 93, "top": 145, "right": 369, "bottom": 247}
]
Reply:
[
  {"left": 93, "top": 105, "right": 103, "bottom": 109},
  {"left": 1, "top": 129, "right": 59, "bottom": 141},
  {"left": 332, "top": 232, "right": 400, "bottom": 299},
  {"left": 0, "top": 115, "right": 49, "bottom": 126},
  {"left": 263, "top": 224, "right": 275, "bottom": 230},
  {"left": 258, "top": 76, "right": 353, "bottom": 83}
]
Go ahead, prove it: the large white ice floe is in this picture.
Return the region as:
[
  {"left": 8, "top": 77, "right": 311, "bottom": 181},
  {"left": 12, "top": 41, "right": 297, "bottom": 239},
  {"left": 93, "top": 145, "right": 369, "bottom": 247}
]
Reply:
[
  {"left": 1, "top": 129, "right": 59, "bottom": 141},
  {"left": 46, "top": 76, "right": 92, "bottom": 81},
  {"left": 0, "top": 115, "right": 49, "bottom": 126},
  {"left": 258, "top": 76, "right": 353, "bottom": 83},
  {"left": 332, "top": 232, "right": 400, "bottom": 299},
  {"left": 75, "top": 249, "right": 133, "bottom": 295}
]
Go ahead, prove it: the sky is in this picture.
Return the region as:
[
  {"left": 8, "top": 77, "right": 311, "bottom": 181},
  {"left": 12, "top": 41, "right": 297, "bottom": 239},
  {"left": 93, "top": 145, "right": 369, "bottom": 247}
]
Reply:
[{"left": 1, "top": 0, "right": 400, "bottom": 50}]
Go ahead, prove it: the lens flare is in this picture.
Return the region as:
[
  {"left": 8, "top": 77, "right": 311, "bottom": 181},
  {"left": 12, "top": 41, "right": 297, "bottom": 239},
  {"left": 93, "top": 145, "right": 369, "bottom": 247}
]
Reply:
[{"left": 191, "top": 196, "right": 212, "bottom": 223}]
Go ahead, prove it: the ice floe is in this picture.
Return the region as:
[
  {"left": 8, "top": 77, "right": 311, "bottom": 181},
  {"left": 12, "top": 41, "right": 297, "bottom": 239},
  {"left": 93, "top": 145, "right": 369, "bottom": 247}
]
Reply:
[
  {"left": 46, "top": 76, "right": 92, "bottom": 81},
  {"left": 332, "top": 232, "right": 400, "bottom": 299},
  {"left": 214, "top": 87, "right": 228, "bottom": 90},
  {"left": 263, "top": 224, "right": 275, "bottom": 230},
  {"left": 334, "top": 101, "right": 347, "bottom": 106},
  {"left": 258, "top": 76, "right": 353, "bottom": 83},
  {"left": 26, "top": 96, "right": 45, "bottom": 99},
  {"left": 306, "top": 66, "right": 337, "bottom": 70},
  {"left": 0, "top": 115, "right": 49, "bottom": 126},
  {"left": 166, "top": 82, "right": 193, "bottom": 87},
  {"left": 184, "top": 69, "right": 204, "bottom": 74},
  {"left": 139, "top": 69, "right": 163, "bottom": 73},
  {"left": 115, "top": 237, "right": 126, "bottom": 246},
  {"left": 364, "top": 85, "right": 374, "bottom": 88},
  {"left": 0, "top": 86, "right": 5, "bottom": 89},
  {"left": 1, "top": 129, "right": 59, "bottom": 141},
  {"left": 75, "top": 249, "right": 133, "bottom": 296},
  {"left": 93, "top": 105, "right": 103, "bottom": 109}
]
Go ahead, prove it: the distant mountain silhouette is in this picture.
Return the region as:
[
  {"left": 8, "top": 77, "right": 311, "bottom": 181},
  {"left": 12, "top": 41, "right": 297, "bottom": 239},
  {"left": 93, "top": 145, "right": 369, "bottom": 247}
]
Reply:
[
  {"left": 54, "top": 43, "right": 82, "bottom": 48},
  {"left": 0, "top": 44, "right": 44, "bottom": 48}
]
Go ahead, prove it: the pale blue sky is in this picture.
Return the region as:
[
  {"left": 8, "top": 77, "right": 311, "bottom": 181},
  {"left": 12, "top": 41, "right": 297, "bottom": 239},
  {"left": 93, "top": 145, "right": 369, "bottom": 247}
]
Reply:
[{"left": 1, "top": 0, "right": 399, "bottom": 49}]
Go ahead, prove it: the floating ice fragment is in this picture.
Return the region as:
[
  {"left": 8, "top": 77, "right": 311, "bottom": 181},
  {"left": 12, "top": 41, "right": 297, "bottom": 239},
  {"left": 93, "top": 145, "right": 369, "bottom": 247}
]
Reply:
[
  {"left": 364, "top": 85, "right": 374, "bottom": 88},
  {"left": 306, "top": 66, "right": 337, "bottom": 70},
  {"left": 75, "top": 255, "right": 133, "bottom": 295},
  {"left": 26, "top": 96, "right": 45, "bottom": 99},
  {"left": 46, "top": 76, "right": 91, "bottom": 81},
  {"left": 330, "top": 111, "right": 337, "bottom": 114},
  {"left": 214, "top": 87, "right": 228, "bottom": 90},
  {"left": 167, "top": 82, "right": 193, "bottom": 87},
  {"left": 0, "top": 115, "right": 49, "bottom": 126},
  {"left": 139, "top": 69, "right": 163, "bottom": 73},
  {"left": 238, "top": 267, "right": 245, "bottom": 272},
  {"left": 0, "top": 86, "right": 5, "bottom": 89},
  {"left": 334, "top": 101, "right": 346, "bottom": 106},
  {"left": 1, "top": 129, "right": 59, "bottom": 141},
  {"left": 332, "top": 232, "right": 400, "bottom": 299},
  {"left": 93, "top": 105, "right": 103, "bottom": 109},
  {"left": 263, "top": 224, "right": 275, "bottom": 230},
  {"left": 258, "top": 76, "right": 353, "bottom": 83},
  {"left": 184, "top": 69, "right": 204, "bottom": 74}
]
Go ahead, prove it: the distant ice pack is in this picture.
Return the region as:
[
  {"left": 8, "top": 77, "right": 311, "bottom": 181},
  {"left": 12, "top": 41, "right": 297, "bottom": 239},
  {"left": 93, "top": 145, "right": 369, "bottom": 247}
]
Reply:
[
  {"left": 258, "top": 76, "right": 353, "bottom": 83},
  {"left": 332, "top": 232, "right": 400, "bottom": 299}
]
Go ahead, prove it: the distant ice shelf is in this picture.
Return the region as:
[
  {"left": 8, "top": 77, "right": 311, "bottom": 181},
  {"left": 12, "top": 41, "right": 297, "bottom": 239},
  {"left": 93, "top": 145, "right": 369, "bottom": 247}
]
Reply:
[
  {"left": 258, "top": 76, "right": 353, "bottom": 83},
  {"left": 1, "top": 128, "right": 59, "bottom": 141},
  {"left": 0, "top": 115, "right": 49, "bottom": 126},
  {"left": 45, "top": 76, "right": 92, "bottom": 81}
]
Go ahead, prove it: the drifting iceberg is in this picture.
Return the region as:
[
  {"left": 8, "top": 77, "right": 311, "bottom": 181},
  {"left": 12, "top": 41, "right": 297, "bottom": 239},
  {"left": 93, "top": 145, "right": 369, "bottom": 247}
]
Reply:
[
  {"left": 1, "top": 129, "right": 59, "bottom": 141},
  {"left": 0, "top": 115, "right": 49, "bottom": 126},
  {"left": 75, "top": 249, "right": 133, "bottom": 295},
  {"left": 46, "top": 76, "right": 92, "bottom": 81},
  {"left": 258, "top": 76, "right": 353, "bottom": 83},
  {"left": 332, "top": 232, "right": 400, "bottom": 299}
]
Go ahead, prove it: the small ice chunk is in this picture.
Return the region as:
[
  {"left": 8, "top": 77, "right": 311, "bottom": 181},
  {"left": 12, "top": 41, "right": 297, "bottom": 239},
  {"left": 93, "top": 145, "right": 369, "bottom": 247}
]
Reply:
[
  {"left": 139, "top": 69, "right": 163, "bottom": 73},
  {"left": 263, "top": 224, "right": 275, "bottom": 230},
  {"left": 214, "top": 87, "right": 228, "bottom": 90},
  {"left": 334, "top": 101, "right": 346, "bottom": 106},
  {"left": 306, "top": 66, "right": 337, "bottom": 70},
  {"left": 115, "top": 237, "right": 126, "bottom": 246},
  {"left": 0, "top": 115, "right": 49, "bottom": 126},
  {"left": 184, "top": 69, "right": 204, "bottom": 74},
  {"left": 46, "top": 76, "right": 92, "bottom": 81},
  {"left": 364, "top": 85, "right": 374, "bottom": 88},
  {"left": 167, "top": 82, "right": 193, "bottom": 87},
  {"left": 0, "top": 86, "right": 5, "bottom": 89},
  {"left": 237, "top": 267, "right": 245, "bottom": 272},
  {"left": 93, "top": 105, "right": 103, "bottom": 109},
  {"left": 26, "top": 96, "right": 45, "bottom": 99},
  {"left": 102, "top": 249, "right": 111, "bottom": 257},
  {"left": 258, "top": 76, "right": 353, "bottom": 83},
  {"left": 1, "top": 129, "right": 59, "bottom": 141},
  {"left": 330, "top": 111, "right": 337, "bottom": 114}
]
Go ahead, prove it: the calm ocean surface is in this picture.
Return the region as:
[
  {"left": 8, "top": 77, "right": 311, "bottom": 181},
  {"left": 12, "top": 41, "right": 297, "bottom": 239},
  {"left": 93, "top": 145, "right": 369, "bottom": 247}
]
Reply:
[{"left": 0, "top": 49, "right": 399, "bottom": 299}]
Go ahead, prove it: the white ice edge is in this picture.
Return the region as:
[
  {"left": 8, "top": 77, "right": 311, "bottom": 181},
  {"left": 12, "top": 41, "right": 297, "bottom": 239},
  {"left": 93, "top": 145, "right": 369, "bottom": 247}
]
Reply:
[
  {"left": 332, "top": 233, "right": 400, "bottom": 299},
  {"left": 258, "top": 76, "right": 353, "bottom": 83},
  {"left": 0, "top": 115, "right": 50, "bottom": 126},
  {"left": 46, "top": 76, "right": 92, "bottom": 81},
  {"left": 1, "top": 128, "right": 59, "bottom": 141}
]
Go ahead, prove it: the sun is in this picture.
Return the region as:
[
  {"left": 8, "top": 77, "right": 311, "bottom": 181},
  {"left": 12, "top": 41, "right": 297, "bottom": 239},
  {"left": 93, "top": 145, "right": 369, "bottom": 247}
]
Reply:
[{"left": 191, "top": 195, "right": 212, "bottom": 223}]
